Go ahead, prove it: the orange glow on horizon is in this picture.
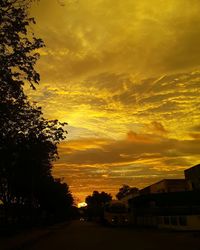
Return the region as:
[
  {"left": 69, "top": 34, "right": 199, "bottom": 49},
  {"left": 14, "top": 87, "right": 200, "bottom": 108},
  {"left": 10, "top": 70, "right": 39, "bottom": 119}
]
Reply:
[{"left": 77, "top": 202, "right": 87, "bottom": 208}]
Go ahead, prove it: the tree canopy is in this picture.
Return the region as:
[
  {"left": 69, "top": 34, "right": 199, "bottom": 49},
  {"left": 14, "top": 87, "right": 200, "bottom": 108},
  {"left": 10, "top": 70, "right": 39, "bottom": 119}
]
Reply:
[
  {"left": 0, "top": 0, "right": 44, "bottom": 95},
  {"left": 0, "top": 0, "right": 73, "bottom": 223},
  {"left": 116, "top": 185, "right": 139, "bottom": 200},
  {"left": 85, "top": 191, "right": 112, "bottom": 219}
]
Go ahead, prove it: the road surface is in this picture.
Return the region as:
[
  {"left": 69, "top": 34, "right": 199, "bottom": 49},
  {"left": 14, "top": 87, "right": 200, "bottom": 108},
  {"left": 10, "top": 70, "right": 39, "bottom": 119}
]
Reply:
[{"left": 23, "top": 220, "right": 200, "bottom": 250}]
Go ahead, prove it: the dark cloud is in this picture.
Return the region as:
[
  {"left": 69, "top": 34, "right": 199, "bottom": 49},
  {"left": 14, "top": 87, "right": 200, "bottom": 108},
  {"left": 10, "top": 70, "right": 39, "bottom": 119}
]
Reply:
[
  {"left": 53, "top": 132, "right": 200, "bottom": 199},
  {"left": 57, "top": 131, "right": 200, "bottom": 167},
  {"left": 191, "top": 125, "right": 200, "bottom": 132}
]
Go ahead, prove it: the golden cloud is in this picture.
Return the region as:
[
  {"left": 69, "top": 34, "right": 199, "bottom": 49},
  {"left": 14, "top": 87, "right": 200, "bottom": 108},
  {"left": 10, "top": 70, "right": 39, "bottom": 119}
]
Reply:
[
  {"left": 32, "top": 0, "right": 200, "bottom": 81},
  {"left": 27, "top": 0, "right": 200, "bottom": 200},
  {"left": 53, "top": 131, "right": 200, "bottom": 200}
]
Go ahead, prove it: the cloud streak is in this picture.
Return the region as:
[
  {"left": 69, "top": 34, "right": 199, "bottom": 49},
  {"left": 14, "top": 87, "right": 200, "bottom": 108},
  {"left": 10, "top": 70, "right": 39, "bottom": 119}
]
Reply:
[
  {"left": 28, "top": 0, "right": 200, "bottom": 200},
  {"left": 53, "top": 131, "right": 200, "bottom": 199}
]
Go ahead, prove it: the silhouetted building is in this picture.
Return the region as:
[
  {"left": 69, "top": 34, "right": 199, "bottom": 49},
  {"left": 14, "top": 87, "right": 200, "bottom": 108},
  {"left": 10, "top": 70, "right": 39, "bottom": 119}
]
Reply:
[
  {"left": 129, "top": 191, "right": 200, "bottom": 230},
  {"left": 184, "top": 164, "right": 200, "bottom": 190},
  {"left": 140, "top": 179, "right": 187, "bottom": 195},
  {"left": 113, "top": 165, "right": 200, "bottom": 230},
  {"left": 120, "top": 190, "right": 139, "bottom": 205}
]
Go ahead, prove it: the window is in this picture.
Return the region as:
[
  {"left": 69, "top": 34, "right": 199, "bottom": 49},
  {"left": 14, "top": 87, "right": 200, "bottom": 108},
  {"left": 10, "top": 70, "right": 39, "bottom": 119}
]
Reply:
[
  {"left": 164, "top": 216, "right": 169, "bottom": 225},
  {"left": 157, "top": 217, "right": 163, "bottom": 224},
  {"left": 171, "top": 216, "right": 178, "bottom": 225},
  {"left": 179, "top": 216, "right": 187, "bottom": 226}
]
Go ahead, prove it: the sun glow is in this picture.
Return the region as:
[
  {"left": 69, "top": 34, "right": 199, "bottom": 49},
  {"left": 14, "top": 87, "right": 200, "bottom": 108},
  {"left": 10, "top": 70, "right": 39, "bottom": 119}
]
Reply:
[{"left": 77, "top": 202, "right": 87, "bottom": 208}]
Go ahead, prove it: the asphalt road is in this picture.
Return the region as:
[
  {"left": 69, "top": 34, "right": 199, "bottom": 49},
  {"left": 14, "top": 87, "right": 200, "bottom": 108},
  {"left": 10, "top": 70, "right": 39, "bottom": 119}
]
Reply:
[{"left": 26, "top": 220, "right": 200, "bottom": 250}]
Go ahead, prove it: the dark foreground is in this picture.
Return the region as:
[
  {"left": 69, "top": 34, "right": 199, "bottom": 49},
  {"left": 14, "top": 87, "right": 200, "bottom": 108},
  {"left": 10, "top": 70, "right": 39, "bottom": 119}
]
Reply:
[{"left": 2, "top": 220, "right": 200, "bottom": 250}]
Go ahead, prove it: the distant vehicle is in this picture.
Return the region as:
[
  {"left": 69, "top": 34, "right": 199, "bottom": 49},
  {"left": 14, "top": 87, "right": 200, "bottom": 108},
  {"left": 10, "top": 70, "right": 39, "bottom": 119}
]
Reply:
[{"left": 103, "top": 200, "right": 130, "bottom": 226}]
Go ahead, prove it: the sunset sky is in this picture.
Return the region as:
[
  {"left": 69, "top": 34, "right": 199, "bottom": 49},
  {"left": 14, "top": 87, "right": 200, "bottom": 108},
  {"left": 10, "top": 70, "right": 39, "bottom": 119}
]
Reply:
[{"left": 29, "top": 0, "right": 200, "bottom": 203}]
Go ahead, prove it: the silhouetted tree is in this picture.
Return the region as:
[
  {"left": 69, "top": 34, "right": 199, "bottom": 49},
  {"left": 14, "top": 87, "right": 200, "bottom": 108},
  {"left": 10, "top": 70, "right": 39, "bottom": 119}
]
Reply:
[
  {"left": 0, "top": 0, "right": 73, "bottom": 223},
  {"left": 0, "top": 101, "right": 67, "bottom": 207},
  {"left": 85, "top": 191, "right": 112, "bottom": 219},
  {"left": 0, "top": 0, "right": 44, "bottom": 97},
  {"left": 116, "top": 185, "right": 139, "bottom": 200},
  {"left": 38, "top": 177, "right": 73, "bottom": 221}
]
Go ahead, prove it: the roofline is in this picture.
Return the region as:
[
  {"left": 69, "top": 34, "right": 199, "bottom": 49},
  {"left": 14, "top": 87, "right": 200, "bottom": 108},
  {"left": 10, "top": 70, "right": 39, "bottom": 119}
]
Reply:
[
  {"left": 184, "top": 164, "right": 200, "bottom": 172},
  {"left": 140, "top": 178, "right": 186, "bottom": 190}
]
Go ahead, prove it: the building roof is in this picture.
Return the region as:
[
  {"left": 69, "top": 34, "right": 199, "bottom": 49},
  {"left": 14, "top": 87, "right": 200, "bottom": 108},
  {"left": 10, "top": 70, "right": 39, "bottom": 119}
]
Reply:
[
  {"left": 129, "top": 190, "right": 200, "bottom": 207},
  {"left": 139, "top": 179, "right": 186, "bottom": 193},
  {"left": 184, "top": 164, "right": 200, "bottom": 174}
]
